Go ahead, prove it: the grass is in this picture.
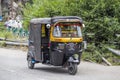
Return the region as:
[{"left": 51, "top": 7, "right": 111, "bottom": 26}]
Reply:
[
  {"left": 82, "top": 43, "right": 120, "bottom": 65},
  {"left": 0, "top": 22, "right": 28, "bottom": 49},
  {"left": 0, "top": 30, "right": 14, "bottom": 38}
]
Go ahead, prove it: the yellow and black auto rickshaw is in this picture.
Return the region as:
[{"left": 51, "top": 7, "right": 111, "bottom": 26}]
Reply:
[{"left": 27, "top": 16, "right": 85, "bottom": 75}]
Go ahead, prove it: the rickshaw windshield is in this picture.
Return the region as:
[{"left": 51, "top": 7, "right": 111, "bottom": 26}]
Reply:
[{"left": 53, "top": 22, "right": 82, "bottom": 38}]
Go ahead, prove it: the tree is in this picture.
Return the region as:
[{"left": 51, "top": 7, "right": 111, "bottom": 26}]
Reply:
[{"left": 23, "top": 0, "right": 120, "bottom": 42}]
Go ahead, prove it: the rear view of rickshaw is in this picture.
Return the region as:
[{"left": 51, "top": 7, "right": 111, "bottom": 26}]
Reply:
[{"left": 27, "top": 16, "right": 85, "bottom": 75}]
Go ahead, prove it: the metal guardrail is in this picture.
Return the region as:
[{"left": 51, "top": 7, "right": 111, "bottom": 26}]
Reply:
[
  {"left": 108, "top": 48, "right": 120, "bottom": 56},
  {"left": 0, "top": 37, "right": 27, "bottom": 42},
  {"left": 5, "top": 41, "right": 28, "bottom": 46},
  {"left": 0, "top": 37, "right": 28, "bottom": 46}
]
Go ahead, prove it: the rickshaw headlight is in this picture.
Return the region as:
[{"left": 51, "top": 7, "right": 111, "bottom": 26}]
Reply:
[{"left": 73, "top": 54, "right": 79, "bottom": 60}]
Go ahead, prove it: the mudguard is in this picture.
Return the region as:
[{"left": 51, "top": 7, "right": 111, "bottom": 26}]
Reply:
[
  {"left": 27, "top": 46, "right": 35, "bottom": 60},
  {"left": 68, "top": 57, "right": 79, "bottom": 63}
]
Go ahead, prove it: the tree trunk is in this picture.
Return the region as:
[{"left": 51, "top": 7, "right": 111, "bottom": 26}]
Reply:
[{"left": 0, "top": 0, "right": 2, "bottom": 16}]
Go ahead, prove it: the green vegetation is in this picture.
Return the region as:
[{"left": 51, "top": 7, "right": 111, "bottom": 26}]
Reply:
[
  {"left": 82, "top": 43, "right": 120, "bottom": 65},
  {"left": 0, "top": 22, "right": 16, "bottom": 39},
  {"left": 23, "top": 0, "right": 120, "bottom": 42},
  {"left": 0, "top": 22, "right": 7, "bottom": 38},
  {"left": 0, "top": 22, "right": 28, "bottom": 42}
]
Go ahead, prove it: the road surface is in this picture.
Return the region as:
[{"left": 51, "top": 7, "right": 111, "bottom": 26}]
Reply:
[{"left": 0, "top": 48, "right": 120, "bottom": 80}]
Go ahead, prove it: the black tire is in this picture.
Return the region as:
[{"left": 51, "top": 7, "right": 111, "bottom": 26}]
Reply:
[
  {"left": 68, "top": 63, "right": 77, "bottom": 75},
  {"left": 27, "top": 56, "right": 35, "bottom": 69}
]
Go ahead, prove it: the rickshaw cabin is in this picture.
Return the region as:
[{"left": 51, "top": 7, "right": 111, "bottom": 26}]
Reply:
[
  {"left": 29, "top": 16, "right": 83, "bottom": 63},
  {"left": 28, "top": 16, "right": 84, "bottom": 75}
]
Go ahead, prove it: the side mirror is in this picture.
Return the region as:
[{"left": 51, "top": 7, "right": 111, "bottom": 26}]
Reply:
[
  {"left": 82, "top": 24, "right": 85, "bottom": 28},
  {"left": 79, "top": 41, "right": 87, "bottom": 53},
  {"left": 46, "top": 24, "right": 51, "bottom": 29}
]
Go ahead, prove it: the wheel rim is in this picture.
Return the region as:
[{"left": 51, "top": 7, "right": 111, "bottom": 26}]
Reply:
[
  {"left": 68, "top": 63, "right": 77, "bottom": 75},
  {"left": 27, "top": 57, "right": 34, "bottom": 69},
  {"left": 69, "top": 66, "right": 74, "bottom": 74}
]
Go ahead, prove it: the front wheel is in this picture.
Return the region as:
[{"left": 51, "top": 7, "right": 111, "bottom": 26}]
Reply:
[
  {"left": 68, "top": 63, "right": 77, "bottom": 75},
  {"left": 27, "top": 56, "right": 35, "bottom": 69}
]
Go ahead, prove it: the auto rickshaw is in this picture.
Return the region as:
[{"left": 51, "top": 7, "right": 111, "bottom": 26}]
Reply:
[{"left": 27, "top": 16, "right": 85, "bottom": 75}]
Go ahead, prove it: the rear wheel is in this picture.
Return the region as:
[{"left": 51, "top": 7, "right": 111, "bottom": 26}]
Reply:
[
  {"left": 68, "top": 63, "right": 77, "bottom": 75},
  {"left": 27, "top": 56, "right": 35, "bottom": 69}
]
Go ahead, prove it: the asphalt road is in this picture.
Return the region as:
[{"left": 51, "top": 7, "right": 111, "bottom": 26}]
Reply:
[{"left": 0, "top": 48, "right": 120, "bottom": 80}]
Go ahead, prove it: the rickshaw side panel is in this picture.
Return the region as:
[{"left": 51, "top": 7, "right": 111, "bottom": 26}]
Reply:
[{"left": 28, "top": 23, "right": 42, "bottom": 62}]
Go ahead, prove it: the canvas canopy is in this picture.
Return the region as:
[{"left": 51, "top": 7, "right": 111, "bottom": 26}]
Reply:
[
  {"left": 30, "top": 18, "right": 51, "bottom": 24},
  {"left": 51, "top": 16, "right": 83, "bottom": 24},
  {"left": 30, "top": 16, "right": 83, "bottom": 24}
]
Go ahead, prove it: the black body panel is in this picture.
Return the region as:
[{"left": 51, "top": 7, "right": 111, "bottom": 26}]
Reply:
[
  {"left": 28, "top": 23, "right": 42, "bottom": 62},
  {"left": 50, "top": 42, "right": 82, "bottom": 66}
]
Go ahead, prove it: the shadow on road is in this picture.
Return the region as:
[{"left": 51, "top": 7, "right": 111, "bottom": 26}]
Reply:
[{"left": 34, "top": 67, "right": 68, "bottom": 74}]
